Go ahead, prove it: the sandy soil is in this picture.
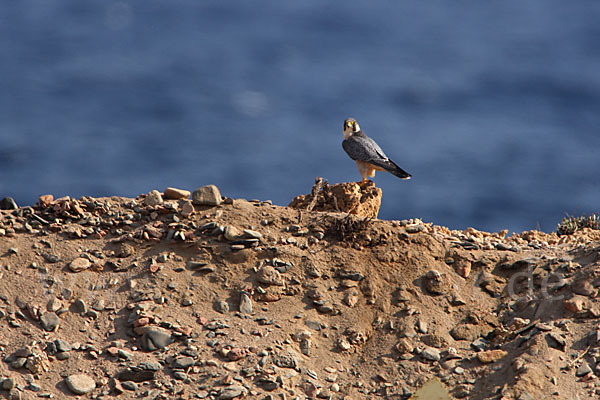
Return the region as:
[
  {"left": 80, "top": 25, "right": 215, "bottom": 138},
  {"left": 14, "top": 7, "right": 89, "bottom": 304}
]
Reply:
[{"left": 0, "top": 184, "right": 599, "bottom": 400}]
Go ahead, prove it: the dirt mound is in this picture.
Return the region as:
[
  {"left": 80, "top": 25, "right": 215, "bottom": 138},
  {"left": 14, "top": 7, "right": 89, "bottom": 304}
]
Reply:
[
  {"left": 288, "top": 178, "right": 382, "bottom": 219},
  {"left": 0, "top": 185, "right": 599, "bottom": 399}
]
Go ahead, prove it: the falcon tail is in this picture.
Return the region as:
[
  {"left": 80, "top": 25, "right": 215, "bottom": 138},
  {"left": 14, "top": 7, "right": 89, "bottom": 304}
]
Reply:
[{"left": 386, "top": 160, "right": 411, "bottom": 180}]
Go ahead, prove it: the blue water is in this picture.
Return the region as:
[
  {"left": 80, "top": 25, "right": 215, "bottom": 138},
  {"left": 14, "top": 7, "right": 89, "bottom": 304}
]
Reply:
[{"left": 2, "top": 1, "right": 599, "bottom": 233}]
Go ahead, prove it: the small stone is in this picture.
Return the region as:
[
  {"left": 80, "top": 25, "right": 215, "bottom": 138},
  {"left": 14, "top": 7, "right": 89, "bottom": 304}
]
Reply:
[
  {"left": 40, "top": 312, "right": 60, "bottom": 331},
  {"left": 454, "top": 259, "right": 472, "bottom": 278},
  {"left": 300, "top": 338, "right": 311, "bottom": 356},
  {"left": 215, "top": 300, "right": 229, "bottom": 314},
  {"left": 343, "top": 290, "right": 359, "bottom": 307},
  {"left": 144, "top": 190, "right": 164, "bottom": 207},
  {"left": 421, "top": 347, "right": 441, "bottom": 361},
  {"left": 227, "top": 348, "right": 246, "bottom": 361},
  {"left": 243, "top": 229, "right": 262, "bottom": 239},
  {"left": 576, "top": 362, "right": 593, "bottom": 377},
  {"left": 141, "top": 327, "right": 173, "bottom": 351},
  {"left": 173, "top": 356, "right": 195, "bottom": 369},
  {"left": 477, "top": 349, "right": 507, "bottom": 363},
  {"left": 117, "top": 370, "right": 156, "bottom": 382},
  {"left": 192, "top": 185, "right": 222, "bottom": 206},
  {"left": 38, "top": 194, "right": 54, "bottom": 207},
  {"left": 164, "top": 187, "right": 190, "bottom": 200},
  {"left": 256, "top": 266, "right": 284, "bottom": 286},
  {"left": 218, "top": 386, "right": 247, "bottom": 400},
  {"left": 2, "top": 378, "right": 15, "bottom": 390},
  {"left": 180, "top": 200, "right": 194, "bottom": 217},
  {"left": 0, "top": 197, "right": 18, "bottom": 210},
  {"left": 47, "top": 297, "right": 63, "bottom": 312},
  {"left": 224, "top": 226, "right": 242, "bottom": 241},
  {"left": 564, "top": 296, "right": 587, "bottom": 313},
  {"left": 239, "top": 292, "right": 253, "bottom": 314},
  {"left": 121, "top": 381, "right": 138, "bottom": 391},
  {"left": 416, "top": 319, "right": 428, "bottom": 334},
  {"left": 55, "top": 339, "right": 72, "bottom": 352},
  {"left": 71, "top": 298, "right": 88, "bottom": 315},
  {"left": 65, "top": 374, "right": 96, "bottom": 395},
  {"left": 69, "top": 257, "right": 91, "bottom": 272}
]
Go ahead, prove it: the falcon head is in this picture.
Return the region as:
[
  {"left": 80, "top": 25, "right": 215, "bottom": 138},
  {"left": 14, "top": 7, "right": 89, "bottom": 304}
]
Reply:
[{"left": 343, "top": 118, "right": 360, "bottom": 139}]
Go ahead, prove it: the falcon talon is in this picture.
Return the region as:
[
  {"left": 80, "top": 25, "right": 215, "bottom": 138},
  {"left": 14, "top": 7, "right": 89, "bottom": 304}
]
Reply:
[{"left": 342, "top": 118, "right": 411, "bottom": 182}]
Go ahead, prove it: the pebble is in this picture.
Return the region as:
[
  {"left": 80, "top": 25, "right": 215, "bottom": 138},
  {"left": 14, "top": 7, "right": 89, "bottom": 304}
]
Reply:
[
  {"left": 256, "top": 266, "right": 284, "bottom": 286},
  {"left": 192, "top": 185, "right": 222, "bottom": 206},
  {"left": 65, "top": 374, "right": 96, "bottom": 395},
  {"left": 143, "top": 190, "right": 164, "bottom": 207},
  {"left": 215, "top": 300, "right": 230, "bottom": 314},
  {"left": 421, "top": 347, "right": 441, "bottom": 361},
  {"left": 576, "top": 362, "right": 593, "bottom": 377},
  {"left": 71, "top": 298, "right": 88, "bottom": 315},
  {"left": 564, "top": 296, "right": 587, "bottom": 313},
  {"left": 141, "top": 327, "right": 173, "bottom": 351},
  {"left": 121, "top": 380, "right": 138, "bottom": 391},
  {"left": 173, "top": 356, "right": 195, "bottom": 369},
  {"left": 477, "top": 349, "right": 507, "bottom": 363},
  {"left": 239, "top": 292, "right": 253, "bottom": 314},
  {"left": 40, "top": 312, "right": 60, "bottom": 331},
  {"left": 180, "top": 200, "right": 194, "bottom": 217},
  {"left": 218, "top": 386, "right": 248, "bottom": 400},
  {"left": 69, "top": 257, "right": 91, "bottom": 272},
  {"left": 0, "top": 197, "right": 18, "bottom": 210},
  {"left": 163, "top": 187, "right": 190, "bottom": 200}
]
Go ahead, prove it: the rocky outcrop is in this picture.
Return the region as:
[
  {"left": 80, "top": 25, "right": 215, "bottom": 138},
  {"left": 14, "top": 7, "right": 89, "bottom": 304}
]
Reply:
[{"left": 288, "top": 177, "right": 382, "bottom": 219}]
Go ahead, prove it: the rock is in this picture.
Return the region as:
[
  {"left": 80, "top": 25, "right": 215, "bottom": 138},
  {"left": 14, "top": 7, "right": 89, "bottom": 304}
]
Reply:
[
  {"left": 117, "top": 370, "right": 155, "bottom": 382},
  {"left": 180, "top": 200, "right": 194, "bottom": 217},
  {"left": 192, "top": 185, "right": 222, "bottom": 206},
  {"left": 239, "top": 292, "right": 253, "bottom": 314},
  {"left": 69, "top": 257, "right": 91, "bottom": 272},
  {"left": 454, "top": 259, "right": 471, "bottom": 278},
  {"left": 425, "top": 270, "right": 448, "bottom": 295},
  {"left": 164, "top": 187, "right": 190, "bottom": 200},
  {"left": 257, "top": 266, "right": 284, "bottom": 286},
  {"left": 172, "top": 357, "right": 195, "bottom": 369},
  {"left": 227, "top": 348, "right": 246, "bottom": 361},
  {"left": 289, "top": 179, "right": 382, "bottom": 219},
  {"left": 55, "top": 339, "right": 72, "bottom": 352},
  {"left": 300, "top": 338, "right": 311, "bottom": 356},
  {"left": 395, "top": 338, "right": 414, "bottom": 354},
  {"left": 140, "top": 327, "right": 173, "bottom": 351},
  {"left": 71, "top": 298, "right": 88, "bottom": 315},
  {"left": 576, "top": 362, "right": 593, "bottom": 377},
  {"left": 121, "top": 381, "right": 138, "bottom": 391},
  {"left": 477, "top": 349, "right": 507, "bottom": 363},
  {"left": 0, "top": 197, "right": 18, "bottom": 210},
  {"left": 46, "top": 297, "right": 62, "bottom": 312},
  {"left": 38, "top": 194, "right": 54, "bottom": 207},
  {"left": 40, "top": 312, "right": 60, "bottom": 331},
  {"left": 218, "top": 386, "right": 247, "bottom": 400},
  {"left": 224, "top": 225, "right": 242, "bottom": 241},
  {"left": 143, "top": 190, "right": 163, "bottom": 207},
  {"left": 451, "top": 324, "right": 485, "bottom": 341},
  {"left": 214, "top": 300, "right": 229, "bottom": 314},
  {"left": 2, "top": 378, "right": 15, "bottom": 390},
  {"left": 343, "top": 290, "right": 359, "bottom": 307},
  {"left": 564, "top": 296, "right": 587, "bottom": 313},
  {"left": 421, "top": 347, "right": 441, "bottom": 361},
  {"left": 64, "top": 374, "right": 96, "bottom": 395}
]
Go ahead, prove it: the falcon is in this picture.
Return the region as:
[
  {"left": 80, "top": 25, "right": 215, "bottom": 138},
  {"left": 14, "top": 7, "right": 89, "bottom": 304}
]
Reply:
[{"left": 342, "top": 118, "right": 411, "bottom": 183}]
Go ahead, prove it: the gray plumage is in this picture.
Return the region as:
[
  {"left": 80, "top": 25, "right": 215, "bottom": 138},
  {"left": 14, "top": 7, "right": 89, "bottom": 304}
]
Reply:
[{"left": 342, "top": 118, "right": 411, "bottom": 180}]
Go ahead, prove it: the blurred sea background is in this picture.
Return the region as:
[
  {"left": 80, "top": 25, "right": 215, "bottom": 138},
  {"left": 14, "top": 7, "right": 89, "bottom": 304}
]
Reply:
[{"left": 1, "top": 1, "right": 599, "bottom": 233}]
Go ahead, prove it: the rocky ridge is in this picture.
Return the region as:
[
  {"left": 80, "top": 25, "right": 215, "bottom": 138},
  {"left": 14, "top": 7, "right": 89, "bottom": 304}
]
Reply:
[{"left": 0, "top": 183, "right": 599, "bottom": 399}]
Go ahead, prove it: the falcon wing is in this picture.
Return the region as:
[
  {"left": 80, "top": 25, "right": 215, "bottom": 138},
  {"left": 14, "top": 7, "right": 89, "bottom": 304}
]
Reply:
[{"left": 342, "top": 135, "right": 388, "bottom": 162}]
